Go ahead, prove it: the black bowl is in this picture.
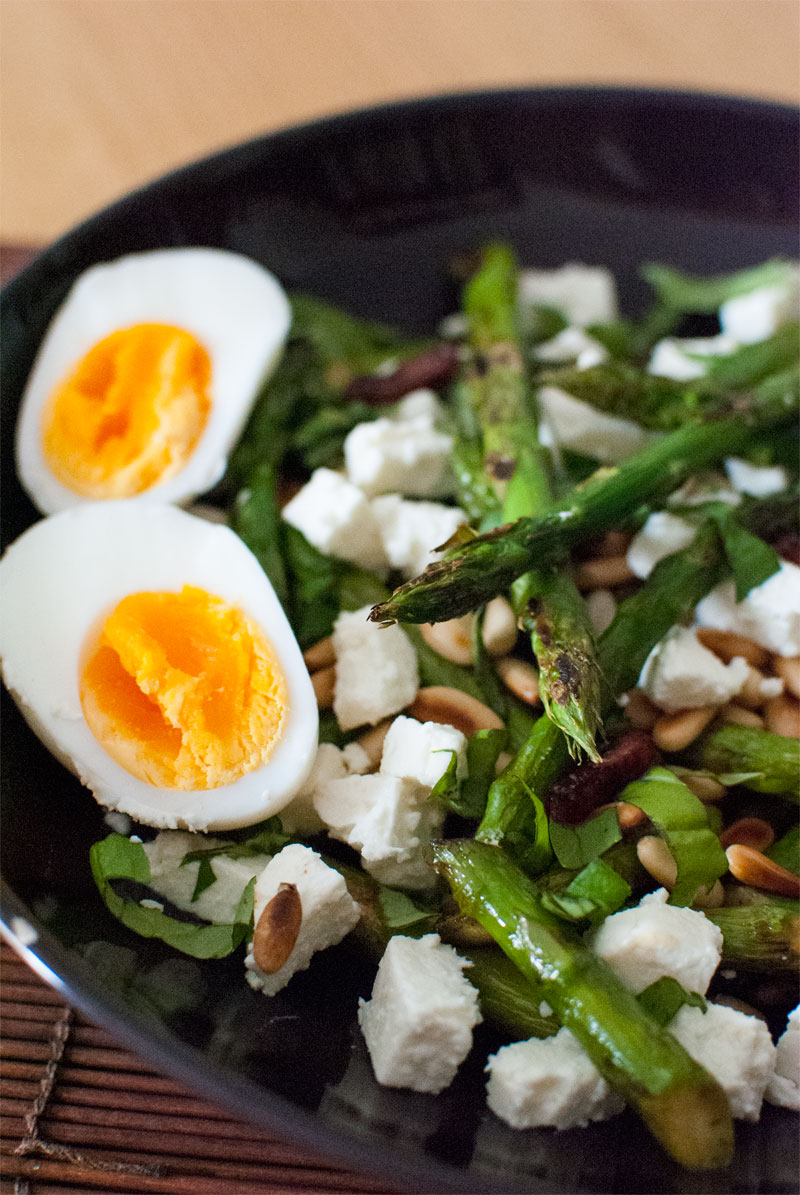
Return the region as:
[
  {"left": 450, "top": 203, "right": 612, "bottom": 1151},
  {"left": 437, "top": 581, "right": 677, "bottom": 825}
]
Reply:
[{"left": 2, "top": 87, "right": 798, "bottom": 1194}]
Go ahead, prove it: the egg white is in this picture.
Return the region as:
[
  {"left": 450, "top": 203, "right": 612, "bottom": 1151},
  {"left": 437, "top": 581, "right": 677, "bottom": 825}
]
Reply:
[
  {"left": 0, "top": 503, "right": 318, "bottom": 830},
  {"left": 15, "top": 248, "right": 291, "bottom": 515}
]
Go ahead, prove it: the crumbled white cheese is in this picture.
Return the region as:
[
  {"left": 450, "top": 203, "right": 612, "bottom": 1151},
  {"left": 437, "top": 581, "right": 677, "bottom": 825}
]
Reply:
[
  {"left": 719, "top": 270, "right": 800, "bottom": 344},
  {"left": 695, "top": 560, "right": 800, "bottom": 657},
  {"left": 669, "top": 1002, "right": 776, "bottom": 1120},
  {"left": 533, "top": 326, "right": 608, "bottom": 368},
  {"left": 380, "top": 715, "right": 467, "bottom": 789},
  {"left": 104, "top": 810, "right": 132, "bottom": 835},
  {"left": 626, "top": 512, "right": 696, "bottom": 580},
  {"left": 332, "top": 605, "right": 419, "bottom": 731},
  {"left": 281, "top": 468, "right": 387, "bottom": 573},
  {"left": 724, "top": 457, "right": 789, "bottom": 498},
  {"left": 766, "top": 1005, "right": 800, "bottom": 1111},
  {"left": 371, "top": 495, "right": 465, "bottom": 579},
  {"left": 518, "top": 264, "right": 618, "bottom": 327},
  {"left": 638, "top": 625, "right": 749, "bottom": 712},
  {"left": 586, "top": 588, "right": 617, "bottom": 636},
  {"left": 647, "top": 335, "right": 738, "bottom": 381},
  {"left": 358, "top": 934, "right": 481, "bottom": 1093},
  {"left": 485, "top": 1028, "right": 624, "bottom": 1130},
  {"left": 314, "top": 772, "right": 443, "bottom": 889},
  {"left": 391, "top": 388, "right": 446, "bottom": 423},
  {"left": 245, "top": 843, "right": 360, "bottom": 996},
  {"left": 538, "top": 386, "right": 654, "bottom": 464},
  {"left": 344, "top": 414, "right": 454, "bottom": 498},
  {"left": 591, "top": 888, "right": 723, "bottom": 995},
  {"left": 279, "top": 742, "right": 371, "bottom": 837},
  {"left": 142, "top": 830, "right": 270, "bottom": 924}
]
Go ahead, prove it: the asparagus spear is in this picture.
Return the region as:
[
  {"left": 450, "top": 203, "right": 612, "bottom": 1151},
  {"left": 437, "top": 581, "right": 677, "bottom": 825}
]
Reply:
[
  {"left": 433, "top": 839, "right": 734, "bottom": 1170},
  {"left": 370, "top": 385, "right": 798, "bottom": 626},
  {"left": 706, "top": 901, "right": 800, "bottom": 972},
  {"left": 685, "top": 725, "right": 800, "bottom": 799}
]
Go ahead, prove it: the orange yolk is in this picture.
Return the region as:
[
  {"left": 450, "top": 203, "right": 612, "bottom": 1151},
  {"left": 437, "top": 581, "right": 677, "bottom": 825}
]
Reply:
[
  {"left": 41, "top": 324, "right": 211, "bottom": 499},
  {"left": 80, "top": 587, "right": 287, "bottom": 790}
]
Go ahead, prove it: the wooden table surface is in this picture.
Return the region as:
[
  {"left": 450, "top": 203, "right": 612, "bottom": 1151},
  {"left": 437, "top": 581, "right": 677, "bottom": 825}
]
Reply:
[{"left": 2, "top": 0, "right": 799, "bottom": 244}]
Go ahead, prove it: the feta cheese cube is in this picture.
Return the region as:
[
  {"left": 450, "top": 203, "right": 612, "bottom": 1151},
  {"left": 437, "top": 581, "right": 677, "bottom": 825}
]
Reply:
[
  {"left": 538, "top": 386, "right": 654, "bottom": 464},
  {"left": 719, "top": 270, "right": 800, "bottom": 344},
  {"left": 281, "top": 468, "right": 387, "bottom": 573},
  {"left": 344, "top": 415, "right": 454, "bottom": 498},
  {"left": 314, "top": 772, "right": 443, "bottom": 889},
  {"left": 533, "top": 326, "right": 608, "bottom": 368},
  {"left": 639, "top": 626, "right": 749, "bottom": 712},
  {"left": 647, "top": 335, "right": 738, "bottom": 381},
  {"left": 332, "top": 605, "right": 419, "bottom": 730},
  {"left": 392, "top": 388, "right": 445, "bottom": 423},
  {"left": 724, "top": 457, "right": 789, "bottom": 498},
  {"left": 626, "top": 512, "right": 696, "bottom": 580},
  {"left": 279, "top": 742, "right": 370, "bottom": 837},
  {"left": 371, "top": 495, "right": 465, "bottom": 579},
  {"left": 358, "top": 934, "right": 481, "bottom": 1092},
  {"left": 591, "top": 888, "right": 723, "bottom": 994},
  {"left": 766, "top": 1005, "right": 800, "bottom": 1111},
  {"left": 695, "top": 561, "right": 800, "bottom": 657},
  {"left": 485, "top": 1028, "right": 623, "bottom": 1130},
  {"left": 142, "top": 830, "right": 270, "bottom": 924},
  {"left": 669, "top": 1002, "right": 776, "bottom": 1120},
  {"left": 518, "top": 264, "right": 618, "bottom": 327},
  {"left": 380, "top": 715, "right": 467, "bottom": 788},
  {"left": 245, "top": 843, "right": 360, "bottom": 996}
]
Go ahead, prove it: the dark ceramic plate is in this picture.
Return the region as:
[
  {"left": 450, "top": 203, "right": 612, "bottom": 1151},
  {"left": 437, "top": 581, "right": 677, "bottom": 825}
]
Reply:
[{"left": 2, "top": 88, "right": 798, "bottom": 1194}]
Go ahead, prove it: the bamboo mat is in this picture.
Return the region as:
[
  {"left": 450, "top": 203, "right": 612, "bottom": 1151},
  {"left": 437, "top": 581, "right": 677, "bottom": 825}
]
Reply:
[{"left": 0, "top": 943, "right": 399, "bottom": 1195}]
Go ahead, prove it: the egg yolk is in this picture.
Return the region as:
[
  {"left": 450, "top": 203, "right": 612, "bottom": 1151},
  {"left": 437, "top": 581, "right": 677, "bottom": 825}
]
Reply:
[
  {"left": 79, "top": 586, "right": 287, "bottom": 790},
  {"left": 41, "top": 324, "right": 211, "bottom": 498}
]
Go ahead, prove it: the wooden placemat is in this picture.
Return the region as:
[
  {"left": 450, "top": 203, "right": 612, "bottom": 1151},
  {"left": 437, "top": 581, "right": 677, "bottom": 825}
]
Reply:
[{"left": 0, "top": 943, "right": 399, "bottom": 1195}]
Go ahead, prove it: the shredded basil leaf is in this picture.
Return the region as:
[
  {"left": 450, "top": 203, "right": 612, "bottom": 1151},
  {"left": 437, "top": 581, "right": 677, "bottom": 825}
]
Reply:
[
  {"left": 549, "top": 807, "right": 622, "bottom": 871},
  {"left": 766, "top": 827, "right": 800, "bottom": 876},
  {"left": 378, "top": 888, "right": 437, "bottom": 930},
  {"left": 642, "top": 259, "right": 795, "bottom": 314},
  {"left": 542, "top": 857, "right": 631, "bottom": 925},
  {"left": 709, "top": 508, "right": 780, "bottom": 601},
  {"left": 637, "top": 977, "right": 707, "bottom": 1027}
]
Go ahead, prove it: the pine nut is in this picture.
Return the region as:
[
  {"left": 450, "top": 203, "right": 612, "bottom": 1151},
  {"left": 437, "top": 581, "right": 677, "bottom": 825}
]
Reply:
[
  {"left": 311, "top": 664, "right": 336, "bottom": 709},
  {"left": 438, "top": 914, "right": 495, "bottom": 948},
  {"left": 586, "top": 588, "right": 617, "bottom": 636},
  {"left": 677, "top": 771, "right": 726, "bottom": 803},
  {"left": 720, "top": 818, "right": 776, "bottom": 853},
  {"left": 765, "top": 694, "right": 800, "bottom": 739},
  {"left": 653, "top": 706, "right": 716, "bottom": 752},
  {"left": 726, "top": 844, "right": 800, "bottom": 899},
  {"left": 482, "top": 596, "right": 518, "bottom": 657},
  {"left": 774, "top": 656, "right": 800, "bottom": 700},
  {"left": 637, "top": 835, "right": 678, "bottom": 888},
  {"left": 354, "top": 721, "right": 391, "bottom": 769},
  {"left": 496, "top": 657, "right": 541, "bottom": 706},
  {"left": 736, "top": 666, "right": 771, "bottom": 710},
  {"left": 574, "top": 555, "right": 635, "bottom": 590},
  {"left": 714, "top": 996, "right": 768, "bottom": 1023},
  {"left": 719, "top": 703, "right": 765, "bottom": 730},
  {"left": 604, "top": 801, "right": 648, "bottom": 830},
  {"left": 303, "top": 635, "right": 336, "bottom": 671},
  {"left": 596, "top": 530, "right": 633, "bottom": 558},
  {"left": 419, "top": 614, "right": 474, "bottom": 666},
  {"left": 406, "top": 686, "right": 504, "bottom": 735},
  {"left": 624, "top": 689, "right": 660, "bottom": 730},
  {"left": 695, "top": 628, "right": 769, "bottom": 669},
  {"left": 693, "top": 880, "right": 725, "bottom": 909},
  {"left": 252, "top": 883, "right": 302, "bottom": 974}
]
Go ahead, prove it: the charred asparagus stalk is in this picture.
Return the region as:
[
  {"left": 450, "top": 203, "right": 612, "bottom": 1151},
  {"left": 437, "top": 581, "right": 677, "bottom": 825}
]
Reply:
[{"left": 685, "top": 725, "right": 800, "bottom": 800}]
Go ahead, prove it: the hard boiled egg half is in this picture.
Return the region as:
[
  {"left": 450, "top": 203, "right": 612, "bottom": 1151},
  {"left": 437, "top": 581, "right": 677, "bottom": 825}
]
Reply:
[
  {"left": 0, "top": 503, "right": 318, "bottom": 830},
  {"left": 15, "top": 248, "right": 290, "bottom": 514}
]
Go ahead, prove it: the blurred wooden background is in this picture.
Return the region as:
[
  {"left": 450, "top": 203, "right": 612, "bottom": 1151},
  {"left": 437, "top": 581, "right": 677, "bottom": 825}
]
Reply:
[{"left": 2, "top": 0, "right": 798, "bottom": 244}]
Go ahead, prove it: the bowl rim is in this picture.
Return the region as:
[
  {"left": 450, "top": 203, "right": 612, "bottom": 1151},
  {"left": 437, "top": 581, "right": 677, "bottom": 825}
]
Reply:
[{"left": 2, "top": 82, "right": 798, "bottom": 1195}]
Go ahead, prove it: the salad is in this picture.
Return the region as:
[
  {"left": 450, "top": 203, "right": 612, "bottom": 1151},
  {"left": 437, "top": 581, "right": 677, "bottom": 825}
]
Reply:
[{"left": 1, "top": 244, "right": 798, "bottom": 1174}]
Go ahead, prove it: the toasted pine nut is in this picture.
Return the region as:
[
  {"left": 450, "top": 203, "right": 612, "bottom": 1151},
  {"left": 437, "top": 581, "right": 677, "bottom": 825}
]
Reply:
[
  {"left": 637, "top": 835, "right": 678, "bottom": 889},
  {"left": 617, "top": 801, "right": 648, "bottom": 830},
  {"left": 678, "top": 772, "right": 726, "bottom": 803},
  {"left": 496, "top": 657, "right": 541, "bottom": 706},
  {"left": 586, "top": 588, "right": 617, "bottom": 636},
  {"left": 311, "top": 664, "right": 336, "bottom": 709},
  {"left": 736, "top": 666, "right": 771, "bottom": 710},
  {"left": 693, "top": 880, "right": 725, "bottom": 909},
  {"left": 695, "top": 628, "right": 769, "bottom": 669},
  {"left": 276, "top": 477, "right": 304, "bottom": 509},
  {"left": 720, "top": 703, "right": 765, "bottom": 730},
  {"left": 303, "top": 635, "right": 336, "bottom": 671},
  {"left": 574, "top": 555, "right": 635, "bottom": 591},
  {"left": 354, "top": 721, "right": 391, "bottom": 769},
  {"left": 482, "top": 596, "right": 518, "bottom": 657},
  {"left": 774, "top": 656, "right": 800, "bottom": 700},
  {"left": 624, "top": 689, "right": 660, "bottom": 731},
  {"left": 713, "top": 996, "right": 768, "bottom": 1023},
  {"left": 252, "top": 883, "right": 302, "bottom": 974},
  {"left": 596, "top": 530, "right": 633, "bottom": 558},
  {"left": 720, "top": 817, "right": 776, "bottom": 853},
  {"left": 437, "top": 914, "right": 495, "bottom": 948},
  {"left": 406, "top": 686, "right": 504, "bottom": 735},
  {"left": 653, "top": 706, "right": 716, "bottom": 752},
  {"left": 495, "top": 751, "right": 513, "bottom": 774},
  {"left": 765, "top": 694, "right": 800, "bottom": 739},
  {"left": 419, "top": 614, "right": 474, "bottom": 666},
  {"left": 726, "top": 844, "right": 800, "bottom": 899}
]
